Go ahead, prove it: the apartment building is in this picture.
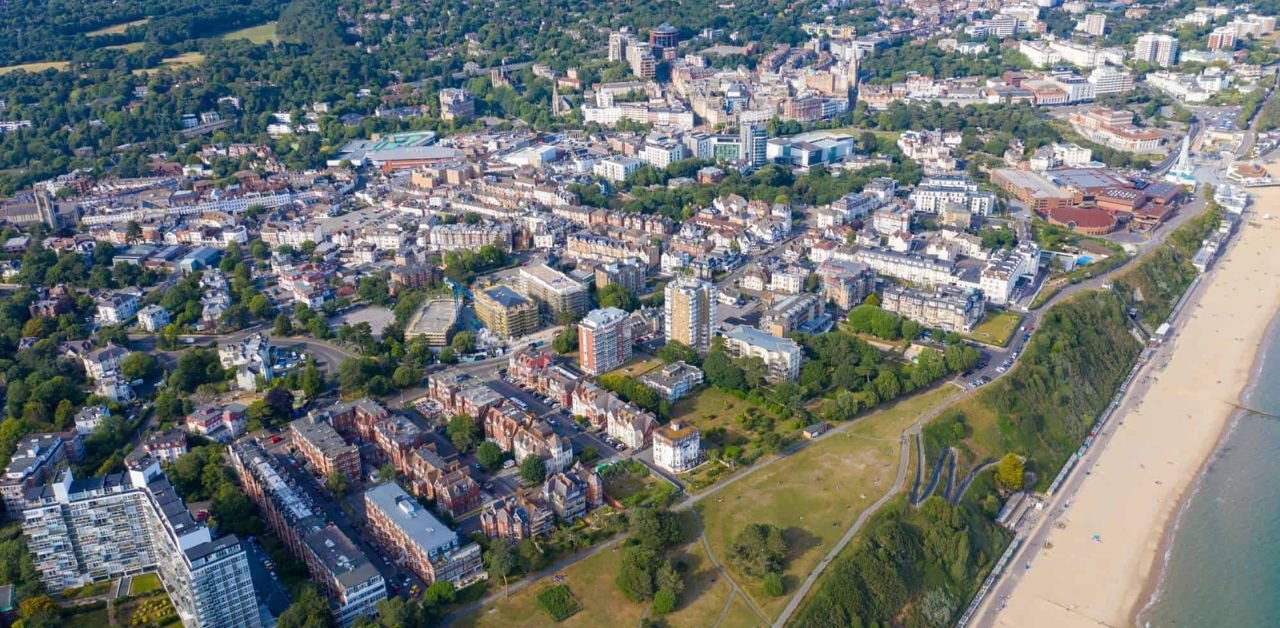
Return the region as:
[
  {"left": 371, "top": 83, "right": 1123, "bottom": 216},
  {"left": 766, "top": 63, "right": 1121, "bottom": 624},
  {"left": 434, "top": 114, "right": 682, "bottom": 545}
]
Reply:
[
  {"left": 880, "top": 285, "right": 986, "bottom": 333},
  {"left": 480, "top": 496, "right": 555, "bottom": 542},
  {"left": 652, "top": 422, "right": 701, "bottom": 473},
  {"left": 664, "top": 277, "right": 716, "bottom": 354},
  {"left": 852, "top": 248, "right": 956, "bottom": 287},
  {"left": 578, "top": 307, "right": 633, "bottom": 376},
  {"left": 428, "top": 223, "right": 512, "bottom": 252},
  {"left": 96, "top": 292, "right": 138, "bottom": 324},
  {"left": 518, "top": 263, "right": 588, "bottom": 320},
  {"left": 566, "top": 232, "right": 659, "bottom": 267},
  {"left": 541, "top": 463, "right": 605, "bottom": 523},
  {"left": 592, "top": 156, "right": 645, "bottom": 182},
  {"left": 290, "top": 415, "right": 361, "bottom": 482},
  {"left": 1134, "top": 33, "right": 1179, "bottom": 66},
  {"left": 721, "top": 325, "right": 804, "bottom": 382},
  {"left": 760, "top": 293, "right": 825, "bottom": 338},
  {"left": 364, "top": 482, "right": 486, "bottom": 587},
  {"left": 23, "top": 462, "right": 261, "bottom": 627},
  {"left": 475, "top": 286, "right": 540, "bottom": 338},
  {"left": 1, "top": 432, "right": 79, "bottom": 515},
  {"left": 816, "top": 259, "right": 877, "bottom": 310},
  {"left": 908, "top": 175, "right": 997, "bottom": 216},
  {"left": 137, "top": 304, "right": 170, "bottom": 332},
  {"left": 595, "top": 259, "right": 646, "bottom": 295},
  {"left": 638, "top": 361, "right": 703, "bottom": 402},
  {"left": 229, "top": 440, "right": 386, "bottom": 627}
]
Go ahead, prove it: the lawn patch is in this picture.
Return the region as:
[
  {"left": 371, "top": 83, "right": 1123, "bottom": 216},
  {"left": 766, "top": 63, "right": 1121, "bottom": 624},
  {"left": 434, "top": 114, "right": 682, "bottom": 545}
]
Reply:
[
  {"left": 219, "top": 23, "right": 278, "bottom": 44},
  {"left": 84, "top": 18, "right": 150, "bottom": 37},
  {"left": 964, "top": 310, "right": 1023, "bottom": 347},
  {"left": 0, "top": 61, "right": 70, "bottom": 75},
  {"left": 129, "top": 572, "right": 163, "bottom": 596},
  {"left": 536, "top": 584, "right": 581, "bottom": 621}
]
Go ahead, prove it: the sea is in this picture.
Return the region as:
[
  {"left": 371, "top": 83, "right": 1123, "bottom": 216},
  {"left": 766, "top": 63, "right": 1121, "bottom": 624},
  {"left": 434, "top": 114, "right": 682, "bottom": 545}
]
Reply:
[{"left": 1142, "top": 314, "right": 1280, "bottom": 627}]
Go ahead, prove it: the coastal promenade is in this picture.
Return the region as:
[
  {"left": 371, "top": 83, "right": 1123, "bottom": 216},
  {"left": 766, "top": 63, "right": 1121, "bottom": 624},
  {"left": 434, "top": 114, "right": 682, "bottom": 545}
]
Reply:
[{"left": 983, "top": 169, "right": 1280, "bottom": 628}]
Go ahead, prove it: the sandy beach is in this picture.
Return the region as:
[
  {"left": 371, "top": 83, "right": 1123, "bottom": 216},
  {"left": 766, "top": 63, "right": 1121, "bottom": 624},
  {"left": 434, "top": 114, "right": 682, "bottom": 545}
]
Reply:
[{"left": 990, "top": 172, "right": 1280, "bottom": 628}]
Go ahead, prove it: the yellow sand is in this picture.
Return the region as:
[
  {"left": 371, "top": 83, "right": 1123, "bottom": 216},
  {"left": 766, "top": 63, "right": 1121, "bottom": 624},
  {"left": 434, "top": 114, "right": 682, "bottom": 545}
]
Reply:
[{"left": 990, "top": 168, "right": 1280, "bottom": 627}]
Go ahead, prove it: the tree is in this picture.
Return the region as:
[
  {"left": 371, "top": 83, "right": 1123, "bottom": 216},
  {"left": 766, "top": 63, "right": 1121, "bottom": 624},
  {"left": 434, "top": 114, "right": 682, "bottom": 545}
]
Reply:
[
  {"left": 519, "top": 455, "right": 547, "bottom": 484},
  {"left": 274, "top": 313, "right": 295, "bottom": 336},
  {"left": 616, "top": 545, "right": 663, "bottom": 601},
  {"left": 119, "top": 352, "right": 160, "bottom": 382},
  {"left": 266, "top": 386, "right": 295, "bottom": 419},
  {"left": 630, "top": 508, "right": 683, "bottom": 550},
  {"left": 652, "top": 589, "right": 677, "bottom": 615},
  {"left": 728, "top": 522, "right": 789, "bottom": 578},
  {"left": 450, "top": 331, "right": 476, "bottom": 354},
  {"left": 277, "top": 585, "right": 334, "bottom": 628},
  {"left": 325, "top": 470, "right": 348, "bottom": 497},
  {"left": 597, "top": 283, "right": 639, "bottom": 311},
  {"left": 447, "top": 414, "right": 481, "bottom": 452},
  {"left": 656, "top": 561, "right": 684, "bottom": 597},
  {"left": 377, "top": 464, "right": 398, "bottom": 483},
  {"left": 423, "top": 580, "right": 456, "bottom": 606},
  {"left": 997, "top": 453, "right": 1025, "bottom": 490},
  {"left": 552, "top": 326, "right": 578, "bottom": 354},
  {"left": 299, "top": 362, "right": 325, "bottom": 397},
  {"left": 477, "top": 441, "right": 504, "bottom": 470},
  {"left": 486, "top": 542, "right": 516, "bottom": 598},
  {"left": 656, "top": 340, "right": 698, "bottom": 365}
]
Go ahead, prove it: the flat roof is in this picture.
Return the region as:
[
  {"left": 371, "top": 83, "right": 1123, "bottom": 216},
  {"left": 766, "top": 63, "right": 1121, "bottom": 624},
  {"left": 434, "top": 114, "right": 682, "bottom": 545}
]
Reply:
[
  {"left": 364, "top": 482, "right": 458, "bottom": 554},
  {"left": 408, "top": 299, "right": 459, "bottom": 336},
  {"left": 302, "top": 525, "right": 382, "bottom": 589},
  {"left": 722, "top": 325, "right": 801, "bottom": 354}
]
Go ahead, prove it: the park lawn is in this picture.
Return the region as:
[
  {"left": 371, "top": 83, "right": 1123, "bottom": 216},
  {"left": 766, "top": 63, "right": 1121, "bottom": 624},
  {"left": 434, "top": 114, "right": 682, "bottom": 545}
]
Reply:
[
  {"left": 607, "top": 357, "right": 662, "bottom": 378},
  {"left": 964, "top": 311, "right": 1023, "bottom": 347},
  {"left": 949, "top": 393, "right": 1004, "bottom": 469},
  {"left": 220, "top": 22, "right": 277, "bottom": 44},
  {"left": 665, "top": 539, "right": 734, "bottom": 628},
  {"left": 85, "top": 18, "right": 150, "bottom": 36},
  {"left": 130, "top": 572, "right": 164, "bottom": 596},
  {"left": 694, "top": 384, "right": 962, "bottom": 621},
  {"left": 458, "top": 545, "right": 647, "bottom": 628},
  {"left": 0, "top": 61, "right": 70, "bottom": 75},
  {"left": 670, "top": 388, "right": 772, "bottom": 444},
  {"left": 718, "top": 593, "right": 768, "bottom": 628}
]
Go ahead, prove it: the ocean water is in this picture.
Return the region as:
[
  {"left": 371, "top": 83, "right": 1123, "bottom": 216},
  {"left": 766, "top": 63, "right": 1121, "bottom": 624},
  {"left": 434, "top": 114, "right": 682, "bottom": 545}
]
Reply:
[{"left": 1143, "top": 317, "right": 1280, "bottom": 627}]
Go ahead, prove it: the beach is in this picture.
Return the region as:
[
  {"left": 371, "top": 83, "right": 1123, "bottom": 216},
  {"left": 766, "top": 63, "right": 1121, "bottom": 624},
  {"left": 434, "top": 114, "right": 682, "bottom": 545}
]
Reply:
[{"left": 990, "top": 172, "right": 1280, "bottom": 628}]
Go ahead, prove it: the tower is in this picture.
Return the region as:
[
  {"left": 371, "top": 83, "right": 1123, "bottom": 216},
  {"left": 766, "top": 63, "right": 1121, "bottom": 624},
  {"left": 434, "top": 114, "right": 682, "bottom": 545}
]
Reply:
[{"left": 664, "top": 278, "right": 716, "bottom": 355}]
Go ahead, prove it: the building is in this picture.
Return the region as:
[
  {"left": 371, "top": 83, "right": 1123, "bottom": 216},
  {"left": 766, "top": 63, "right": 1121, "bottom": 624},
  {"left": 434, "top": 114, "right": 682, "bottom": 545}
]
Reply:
[
  {"left": 96, "top": 292, "right": 138, "bottom": 324},
  {"left": 1134, "top": 33, "right": 1179, "bottom": 66},
  {"left": 650, "top": 22, "right": 679, "bottom": 49},
  {"left": 638, "top": 361, "right": 703, "bottom": 402},
  {"left": 760, "top": 293, "right": 825, "bottom": 338},
  {"left": 852, "top": 248, "right": 956, "bottom": 287},
  {"left": 880, "top": 286, "right": 986, "bottom": 333},
  {"left": 1, "top": 432, "right": 77, "bottom": 515},
  {"left": 909, "top": 175, "right": 997, "bottom": 216},
  {"left": 229, "top": 440, "right": 385, "bottom": 626},
  {"left": 593, "top": 156, "right": 644, "bottom": 182},
  {"left": 1208, "top": 26, "right": 1238, "bottom": 51},
  {"left": 739, "top": 123, "right": 767, "bottom": 168},
  {"left": 817, "top": 260, "right": 876, "bottom": 310},
  {"left": 721, "top": 325, "right": 803, "bottom": 382},
  {"left": 541, "top": 464, "right": 604, "bottom": 522},
  {"left": 475, "top": 286, "right": 540, "bottom": 338},
  {"left": 652, "top": 422, "right": 700, "bottom": 473},
  {"left": 991, "top": 169, "right": 1074, "bottom": 212},
  {"left": 218, "top": 333, "right": 276, "bottom": 391},
  {"left": 595, "top": 259, "right": 646, "bottom": 295},
  {"left": 1078, "top": 13, "right": 1106, "bottom": 36},
  {"left": 404, "top": 298, "right": 459, "bottom": 346},
  {"left": 185, "top": 403, "right": 248, "bottom": 443},
  {"left": 607, "top": 406, "right": 659, "bottom": 449},
  {"left": 439, "top": 88, "right": 475, "bottom": 121},
  {"left": 480, "top": 496, "right": 554, "bottom": 542},
  {"left": 137, "top": 304, "right": 170, "bottom": 332},
  {"left": 1088, "top": 65, "right": 1135, "bottom": 95},
  {"left": 291, "top": 415, "right": 361, "bottom": 482},
  {"left": 578, "top": 307, "right": 633, "bottom": 375},
  {"left": 364, "top": 482, "right": 486, "bottom": 587},
  {"left": 23, "top": 463, "right": 261, "bottom": 627},
  {"left": 518, "top": 264, "right": 588, "bottom": 320},
  {"left": 664, "top": 277, "right": 716, "bottom": 354}
]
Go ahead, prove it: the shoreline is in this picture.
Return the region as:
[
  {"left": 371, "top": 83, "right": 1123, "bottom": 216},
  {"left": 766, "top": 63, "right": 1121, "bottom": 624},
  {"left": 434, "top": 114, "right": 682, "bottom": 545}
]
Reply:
[
  {"left": 1133, "top": 311, "right": 1280, "bottom": 626},
  {"left": 991, "top": 173, "right": 1280, "bottom": 628}
]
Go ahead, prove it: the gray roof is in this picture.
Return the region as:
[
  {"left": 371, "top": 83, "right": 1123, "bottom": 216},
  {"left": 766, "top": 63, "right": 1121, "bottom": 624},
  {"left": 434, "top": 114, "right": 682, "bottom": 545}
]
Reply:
[
  {"left": 364, "top": 482, "right": 458, "bottom": 555},
  {"left": 483, "top": 286, "right": 530, "bottom": 308},
  {"left": 302, "top": 525, "right": 383, "bottom": 590},
  {"left": 722, "top": 325, "right": 802, "bottom": 354}
]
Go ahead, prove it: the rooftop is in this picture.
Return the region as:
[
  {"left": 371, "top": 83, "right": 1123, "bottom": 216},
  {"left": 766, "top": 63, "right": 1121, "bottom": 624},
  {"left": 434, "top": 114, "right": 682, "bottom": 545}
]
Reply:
[
  {"left": 365, "top": 482, "right": 458, "bottom": 555},
  {"left": 722, "top": 325, "right": 802, "bottom": 354}
]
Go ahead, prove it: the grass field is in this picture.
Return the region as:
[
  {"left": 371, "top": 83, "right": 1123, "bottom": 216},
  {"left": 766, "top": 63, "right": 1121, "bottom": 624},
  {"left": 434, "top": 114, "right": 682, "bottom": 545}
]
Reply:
[
  {"left": 964, "top": 311, "right": 1023, "bottom": 347},
  {"left": 457, "top": 544, "right": 647, "bottom": 628},
  {"left": 163, "top": 52, "right": 207, "bottom": 67},
  {"left": 65, "top": 606, "right": 110, "bottom": 628},
  {"left": 130, "top": 572, "right": 163, "bottom": 596},
  {"left": 105, "top": 42, "right": 145, "bottom": 52},
  {"left": 719, "top": 593, "right": 768, "bottom": 627},
  {"left": 85, "top": 18, "right": 150, "bottom": 36},
  {"left": 670, "top": 388, "right": 774, "bottom": 446},
  {"left": 694, "top": 384, "right": 963, "bottom": 620},
  {"left": 606, "top": 357, "right": 662, "bottom": 378},
  {"left": 665, "top": 539, "right": 735, "bottom": 627},
  {"left": 0, "top": 61, "right": 70, "bottom": 75},
  {"left": 220, "top": 22, "right": 278, "bottom": 44}
]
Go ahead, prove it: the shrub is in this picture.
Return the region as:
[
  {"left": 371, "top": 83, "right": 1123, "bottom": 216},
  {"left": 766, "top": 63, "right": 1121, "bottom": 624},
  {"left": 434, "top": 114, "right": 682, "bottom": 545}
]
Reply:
[{"left": 536, "top": 584, "right": 581, "bottom": 621}]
